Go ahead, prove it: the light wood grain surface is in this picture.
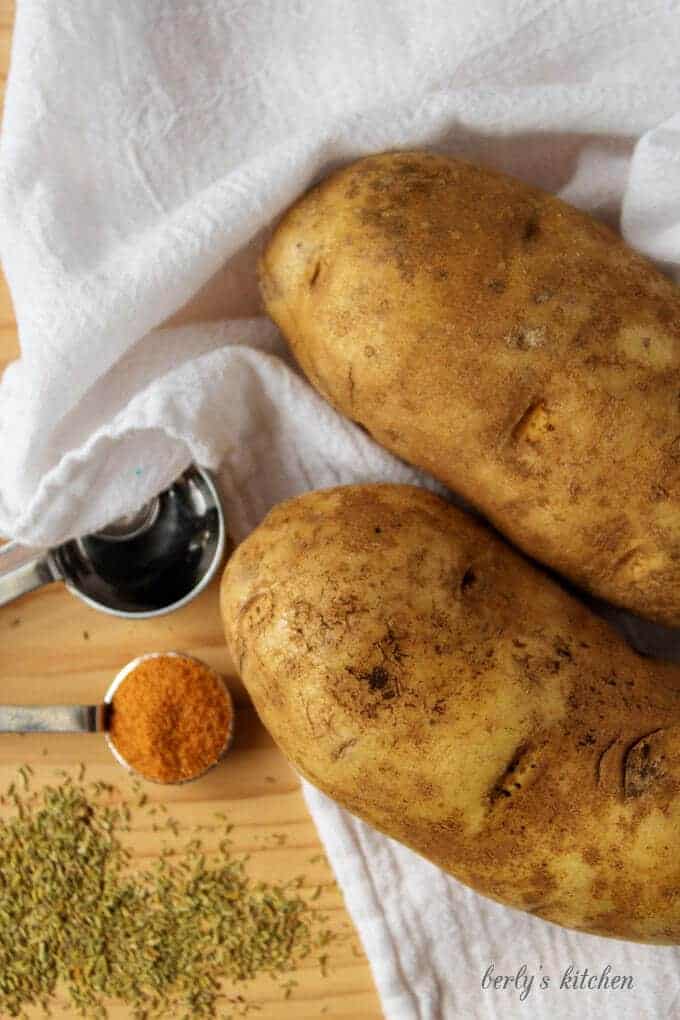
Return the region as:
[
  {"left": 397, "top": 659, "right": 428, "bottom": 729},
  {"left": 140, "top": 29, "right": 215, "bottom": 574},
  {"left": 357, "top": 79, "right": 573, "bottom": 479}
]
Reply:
[{"left": 0, "top": 2, "right": 382, "bottom": 1016}]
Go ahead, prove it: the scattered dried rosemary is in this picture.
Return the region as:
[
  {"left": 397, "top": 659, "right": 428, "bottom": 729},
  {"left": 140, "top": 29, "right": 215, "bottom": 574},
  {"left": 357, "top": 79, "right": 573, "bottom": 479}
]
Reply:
[{"left": 0, "top": 769, "right": 333, "bottom": 1019}]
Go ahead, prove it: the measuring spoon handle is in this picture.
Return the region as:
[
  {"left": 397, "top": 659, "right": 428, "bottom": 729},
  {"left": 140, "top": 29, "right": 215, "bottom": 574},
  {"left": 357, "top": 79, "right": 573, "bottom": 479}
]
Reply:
[
  {"left": 0, "top": 541, "right": 62, "bottom": 609},
  {"left": 0, "top": 705, "right": 106, "bottom": 733}
]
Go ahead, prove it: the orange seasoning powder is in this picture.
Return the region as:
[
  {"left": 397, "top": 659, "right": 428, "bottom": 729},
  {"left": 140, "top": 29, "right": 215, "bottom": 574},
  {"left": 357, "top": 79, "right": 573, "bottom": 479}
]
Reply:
[{"left": 109, "top": 655, "right": 233, "bottom": 783}]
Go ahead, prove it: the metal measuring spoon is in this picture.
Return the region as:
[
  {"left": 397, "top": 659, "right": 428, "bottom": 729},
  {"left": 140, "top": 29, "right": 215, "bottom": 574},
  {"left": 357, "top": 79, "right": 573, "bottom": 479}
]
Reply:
[
  {"left": 0, "top": 465, "right": 226, "bottom": 618},
  {"left": 0, "top": 652, "right": 235, "bottom": 785}
]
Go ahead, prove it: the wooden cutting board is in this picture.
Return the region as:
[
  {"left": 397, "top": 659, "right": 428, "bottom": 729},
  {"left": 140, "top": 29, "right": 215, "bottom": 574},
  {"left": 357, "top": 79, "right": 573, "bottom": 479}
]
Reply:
[
  {"left": 0, "top": 579, "right": 382, "bottom": 1020},
  {"left": 0, "top": 4, "right": 382, "bottom": 1014}
]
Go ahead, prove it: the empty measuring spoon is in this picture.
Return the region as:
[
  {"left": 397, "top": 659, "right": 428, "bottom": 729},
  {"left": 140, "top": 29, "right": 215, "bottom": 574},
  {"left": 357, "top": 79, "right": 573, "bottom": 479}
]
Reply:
[
  {"left": 0, "top": 652, "right": 235, "bottom": 785},
  {"left": 0, "top": 464, "right": 226, "bottom": 618}
]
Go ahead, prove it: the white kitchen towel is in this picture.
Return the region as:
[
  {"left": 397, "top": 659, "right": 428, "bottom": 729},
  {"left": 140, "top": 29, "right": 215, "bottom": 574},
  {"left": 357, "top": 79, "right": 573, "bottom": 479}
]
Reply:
[{"left": 2, "top": 1, "right": 680, "bottom": 1017}]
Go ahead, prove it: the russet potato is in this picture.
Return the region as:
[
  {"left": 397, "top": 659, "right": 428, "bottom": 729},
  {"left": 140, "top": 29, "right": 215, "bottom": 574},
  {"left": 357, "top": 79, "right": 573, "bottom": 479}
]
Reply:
[
  {"left": 221, "top": 484, "right": 680, "bottom": 943},
  {"left": 260, "top": 151, "right": 680, "bottom": 625}
]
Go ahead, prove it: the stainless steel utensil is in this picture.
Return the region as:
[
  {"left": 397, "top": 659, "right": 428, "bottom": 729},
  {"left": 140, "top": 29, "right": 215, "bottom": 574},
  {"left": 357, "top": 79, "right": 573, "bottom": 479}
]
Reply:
[
  {"left": 0, "top": 465, "right": 225, "bottom": 618},
  {"left": 0, "top": 652, "right": 235, "bottom": 784}
]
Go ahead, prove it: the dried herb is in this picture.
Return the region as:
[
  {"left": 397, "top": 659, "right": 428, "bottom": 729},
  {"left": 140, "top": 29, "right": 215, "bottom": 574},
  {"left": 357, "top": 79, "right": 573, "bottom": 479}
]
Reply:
[{"left": 0, "top": 769, "right": 333, "bottom": 1018}]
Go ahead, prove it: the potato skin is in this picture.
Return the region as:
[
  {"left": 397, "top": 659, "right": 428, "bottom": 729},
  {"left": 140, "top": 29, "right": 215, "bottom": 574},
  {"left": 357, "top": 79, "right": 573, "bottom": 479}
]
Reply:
[
  {"left": 260, "top": 151, "right": 680, "bottom": 625},
  {"left": 221, "top": 484, "right": 680, "bottom": 943}
]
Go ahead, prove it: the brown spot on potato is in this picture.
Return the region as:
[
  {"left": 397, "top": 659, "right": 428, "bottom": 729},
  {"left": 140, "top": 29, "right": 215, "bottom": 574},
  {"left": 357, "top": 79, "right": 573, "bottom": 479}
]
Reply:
[
  {"left": 309, "top": 261, "right": 322, "bottom": 287},
  {"left": 332, "top": 738, "right": 358, "bottom": 761},
  {"left": 347, "top": 365, "right": 355, "bottom": 406},
  {"left": 415, "top": 777, "right": 437, "bottom": 800},
  {"left": 460, "top": 567, "right": 477, "bottom": 593},
  {"left": 510, "top": 400, "right": 552, "bottom": 443},
  {"left": 431, "top": 698, "right": 447, "bottom": 716},
  {"left": 623, "top": 730, "right": 665, "bottom": 799},
  {"left": 489, "top": 743, "right": 542, "bottom": 806},
  {"left": 613, "top": 545, "right": 645, "bottom": 575},
  {"left": 378, "top": 625, "right": 408, "bottom": 664},
  {"left": 365, "top": 666, "right": 390, "bottom": 691},
  {"left": 522, "top": 212, "right": 540, "bottom": 243},
  {"left": 554, "top": 639, "right": 573, "bottom": 660},
  {"left": 346, "top": 664, "right": 399, "bottom": 701}
]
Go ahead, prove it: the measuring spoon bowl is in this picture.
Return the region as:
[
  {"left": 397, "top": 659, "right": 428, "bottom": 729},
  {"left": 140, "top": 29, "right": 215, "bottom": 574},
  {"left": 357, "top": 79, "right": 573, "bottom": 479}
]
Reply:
[{"left": 0, "top": 465, "right": 225, "bottom": 618}]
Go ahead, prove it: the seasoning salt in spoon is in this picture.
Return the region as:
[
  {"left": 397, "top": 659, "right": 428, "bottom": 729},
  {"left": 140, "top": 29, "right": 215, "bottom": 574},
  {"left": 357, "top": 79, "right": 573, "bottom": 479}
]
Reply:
[{"left": 0, "top": 652, "right": 235, "bottom": 784}]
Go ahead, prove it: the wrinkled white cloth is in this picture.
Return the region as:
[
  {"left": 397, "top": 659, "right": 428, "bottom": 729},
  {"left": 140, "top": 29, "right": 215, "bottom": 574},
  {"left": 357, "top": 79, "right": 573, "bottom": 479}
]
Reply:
[{"left": 2, "top": 1, "right": 680, "bottom": 1017}]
